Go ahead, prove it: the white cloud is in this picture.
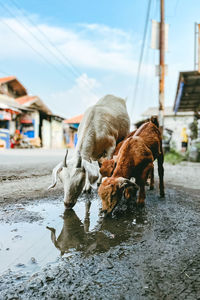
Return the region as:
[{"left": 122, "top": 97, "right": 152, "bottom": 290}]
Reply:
[
  {"left": 0, "top": 9, "right": 180, "bottom": 122},
  {"left": 47, "top": 73, "right": 100, "bottom": 118},
  {"left": 0, "top": 15, "right": 140, "bottom": 75}
]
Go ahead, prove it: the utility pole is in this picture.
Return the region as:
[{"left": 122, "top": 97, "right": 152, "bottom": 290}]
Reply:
[
  {"left": 159, "top": 0, "right": 165, "bottom": 134},
  {"left": 198, "top": 23, "right": 200, "bottom": 72},
  {"left": 194, "top": 23, "right": 200, "bottom": 72}
]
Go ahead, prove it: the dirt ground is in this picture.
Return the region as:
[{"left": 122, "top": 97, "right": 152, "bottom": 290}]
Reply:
[{"left": 0, "top": 149, "right": 200, "bottom": 300}]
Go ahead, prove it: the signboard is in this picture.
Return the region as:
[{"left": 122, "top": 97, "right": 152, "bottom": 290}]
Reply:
[
  {"left": 0, "top": 111, "right": 11, "bottom": 121},
  {"left": 151, "top": 20, "right": 169, "bottom": 51}
]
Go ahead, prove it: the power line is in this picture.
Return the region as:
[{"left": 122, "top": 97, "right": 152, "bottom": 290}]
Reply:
[
  {"left": 130, "top": 0, "right": 152, "bottom": 116},
  {"left": 9, "top": 0, "right": 99, "bottom": 98},
  {"left": 0, "top": 69, "right": 10, "bottom": 76},
  {"left": 0, "top": 2, "right": 76, "bottom": 83}
]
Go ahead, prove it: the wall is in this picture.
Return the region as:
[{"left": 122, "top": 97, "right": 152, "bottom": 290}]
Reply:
[
  {"left": 42, "top": 119, "right": 51, "bottom": 148},
  {"left": 164, "top": 115, "right": 194, "bottom": 150},
  {"left": 51, "top": 119, "right": 63, "bottom": 149}
]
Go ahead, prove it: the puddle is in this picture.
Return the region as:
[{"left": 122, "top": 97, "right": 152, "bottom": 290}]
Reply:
[{"left": 0, "top": 194, "right": 147, "bottom": 277}]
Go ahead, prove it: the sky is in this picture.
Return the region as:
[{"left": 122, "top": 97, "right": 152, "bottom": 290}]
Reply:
[{"left": 0, "top": 0, "right": 200, "bottom": 124}]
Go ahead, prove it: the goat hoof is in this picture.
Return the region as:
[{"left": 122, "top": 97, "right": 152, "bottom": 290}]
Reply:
[
  {"left": 160, "top": 193, "right": 165, "bottom": 198},
  {"left": 136, "top": 201, "right": 145, "bottom": 207}
]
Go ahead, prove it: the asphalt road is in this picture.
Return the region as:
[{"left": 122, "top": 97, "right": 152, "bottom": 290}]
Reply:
[{"left": 0, "top": 149, "right": 200, "bottom": 300}]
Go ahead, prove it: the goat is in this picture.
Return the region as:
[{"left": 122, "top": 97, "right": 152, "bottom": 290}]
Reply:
[
  {"left": 98, "top": 116, "right": 164, "bottom": 214},
  {"left": 48, "top": 95, "right": 130, "bottom": 209}
]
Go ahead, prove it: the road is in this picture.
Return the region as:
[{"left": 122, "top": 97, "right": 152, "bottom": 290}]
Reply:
[{"left": 0, "top": 149, "right": 200, "bottom": 299}]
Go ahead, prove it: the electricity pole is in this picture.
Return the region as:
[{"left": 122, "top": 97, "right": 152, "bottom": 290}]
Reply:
[
  {"left": 159, "top": 0, "right": 165, "bottom": 134},
  {"left": 198, "top": 23, "right": 200, "bottom": 72},
  {"left": 194, "top": 23, "right": 200, "bottom": 72}
]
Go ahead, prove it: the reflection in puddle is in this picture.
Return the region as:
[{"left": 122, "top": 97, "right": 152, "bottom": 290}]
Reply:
[
  {"left": 47, "top": 199, "right": 147, "bottom": 256},
  {"left": 0, "top": 194, "right": 147, "bottom": 277}
]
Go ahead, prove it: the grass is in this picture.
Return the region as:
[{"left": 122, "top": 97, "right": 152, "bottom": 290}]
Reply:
[{"left": 164, "top": 148, "right": 185, "bottom": 165}]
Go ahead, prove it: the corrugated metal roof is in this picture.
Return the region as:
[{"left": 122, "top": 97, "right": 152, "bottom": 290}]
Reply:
[
  {"left": 174, "top": 71, "right": 200, "bottom": 112},
  {"left": 0, "top": 94, "right": 30, "bottom": 111},
  {"left": 142, "top": 106, "right": 194, "bottom": 117}
]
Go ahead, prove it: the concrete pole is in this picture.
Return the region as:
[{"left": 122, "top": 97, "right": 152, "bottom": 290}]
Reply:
[
  {"left": 159, "top": 0, "right": 165, "bottom": 135},
  {"left": 194, "top": 23, "right": 197, "bottom": 70},
  {"left": 198, "top": 24, "right": 200, "bottom": 73}
]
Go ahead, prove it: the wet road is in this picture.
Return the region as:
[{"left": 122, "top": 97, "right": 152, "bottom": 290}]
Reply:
[{"left": 0, "top": 149, "right": 200, "bottom": 299}]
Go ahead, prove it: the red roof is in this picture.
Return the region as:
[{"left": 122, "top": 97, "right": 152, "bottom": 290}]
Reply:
[
  {"left": 0, "top": 76, "right": 27, "bottom": 96},
  {"left": 0, "top": 76, "right": 16, "bottom": 84},
  {"left": 64, "top": 114, "right": 83, "bottom": 124},
  {"left": 16, "top": 95, "right": 37, "bottom": 105}
]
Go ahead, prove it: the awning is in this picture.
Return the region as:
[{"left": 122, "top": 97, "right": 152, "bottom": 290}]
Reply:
[
  {"left": 20, "top": 114, "right": 33, "bottom": 124},
  {"left": 0, "top": 94, "right": 31, "bottom": 112},
  {"left": 0, "top": 103, "right": 22, "bottom": 114},
  {"left": 174, "top": 71, "right": 200, "bottom": 113}
]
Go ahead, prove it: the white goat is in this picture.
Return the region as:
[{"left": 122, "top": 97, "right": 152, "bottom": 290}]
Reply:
[{"left": 48, "top": 94, "right": 130, "bottom": 209}]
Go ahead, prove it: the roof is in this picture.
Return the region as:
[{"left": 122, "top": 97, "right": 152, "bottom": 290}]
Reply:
[
  {"left": 174, "top": 71, "right": 200, "bottom": 113},
  {"left": 16, "top": 95, "right": 37, "bottom": 105},
  {"left": 0, "top": 94, "right": 30, "bottom": 112},
  {"left": 0, "top": 76, "right": 16, "bottom": 84},
  {"left": 0, "top": 103, "right": 21, "bottom": 113},
  {"left": 64, "top": 114, "right": 83, "bottom": 124},
  {"left": 16, "top": 95, "right": 52, "bottom": 115},
  {"left": 0, "top": 76, "right": 27, "bottom": 97},
  {"left": 142, "top": 106, "right": 194, "bottom": 117}
]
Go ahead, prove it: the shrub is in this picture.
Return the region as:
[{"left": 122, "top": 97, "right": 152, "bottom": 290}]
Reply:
[{"left": 164, "top": 148, "right": 185, "bottom": 165}]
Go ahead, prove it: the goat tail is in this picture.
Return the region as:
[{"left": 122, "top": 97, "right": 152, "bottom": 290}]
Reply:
[{"left": 150, "top": 115, "right": 159, "bottom": 128}]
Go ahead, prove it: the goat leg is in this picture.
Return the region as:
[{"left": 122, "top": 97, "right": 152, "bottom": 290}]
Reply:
[
  {"left": 149, "top": 166, "right": 154, "bottom": 190},
  {"left": 137, "top": 162, "right": 153, "bottom": 205},
  {"left": 158, "top": 154, "right": 165, "bottom": 197}
]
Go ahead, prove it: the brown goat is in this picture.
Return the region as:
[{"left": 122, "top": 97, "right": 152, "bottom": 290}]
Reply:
[
  {"left": 98, "top": 117, "right": 165, "bottom": 214},
  {"left": 100, "top": 117, "right": 163, "bottom": 190},
  {"left": 99, "top": 129, "right": 136, "bottom": 177}
]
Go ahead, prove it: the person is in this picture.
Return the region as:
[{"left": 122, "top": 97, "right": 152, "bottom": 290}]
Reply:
[
  {"left": 10, "top": 129, "right": 23, "bottom": 148},
  {"left": 181, "top": 127, "right": 188, "bottom": 152}
]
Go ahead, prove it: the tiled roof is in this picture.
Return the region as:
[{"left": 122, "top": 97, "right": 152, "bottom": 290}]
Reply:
[
  {"left": 16, "top": 95, "right": 52, "bottom": 114},
  {"left": 16, "top": 95, "right": 37, "bottom": 105},
  {"left": 0, "top": 76, "right": 16, "bottom": 84},
  {"left": 0, "top": 76, "right": 27, "bottom": 96},
  {"left": 64, "top": 114, "right": 83, "bottom": 124}
]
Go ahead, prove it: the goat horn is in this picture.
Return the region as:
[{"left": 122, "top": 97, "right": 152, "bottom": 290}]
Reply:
[{"left": 63, "top": 149, "right": 68, "bottom": 167}]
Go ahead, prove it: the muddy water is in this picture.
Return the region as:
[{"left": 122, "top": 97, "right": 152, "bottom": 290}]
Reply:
[{"left": 0, "top": 193, "right": 146, "bottom": 277}]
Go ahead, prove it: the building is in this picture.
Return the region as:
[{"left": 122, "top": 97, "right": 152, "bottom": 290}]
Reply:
[
  {"left": 0, "top": 76, "right": 27, "bottom": 98},
  {"left": 0, "top": 76, "right": 28, "bottom": 139},
  {"left": 174, "top": 71, "right": 200, "bottom": 138},
  {"left": 0, "top": 76, "right": 65, "bottom": 149},
  {"left": 0, "top": 93, "right": 30, "bottom": 149},
  {"left": 63, "top": 114, "right": 83, "bottom": 148},
  {"left": 16, "top": 95, "right": 64, "bottom": 148},
  {"left": 141, "top": 106, "right": 195, "bottom": 150}
]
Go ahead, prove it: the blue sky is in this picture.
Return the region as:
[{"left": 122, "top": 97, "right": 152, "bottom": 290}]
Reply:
[{"left": 0, "top": 0, "right": 200, "bottom": 123}]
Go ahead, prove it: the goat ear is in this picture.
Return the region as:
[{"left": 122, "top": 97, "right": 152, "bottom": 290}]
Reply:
[
  {"left": 48, "top": 161, "right": 63, "bottom": 190},
  {"left": 82, "top": 159, "right": 99, "bottom": 185},
  {"left": 117, "top": 177, "right": 138, "bottom": 189}
]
